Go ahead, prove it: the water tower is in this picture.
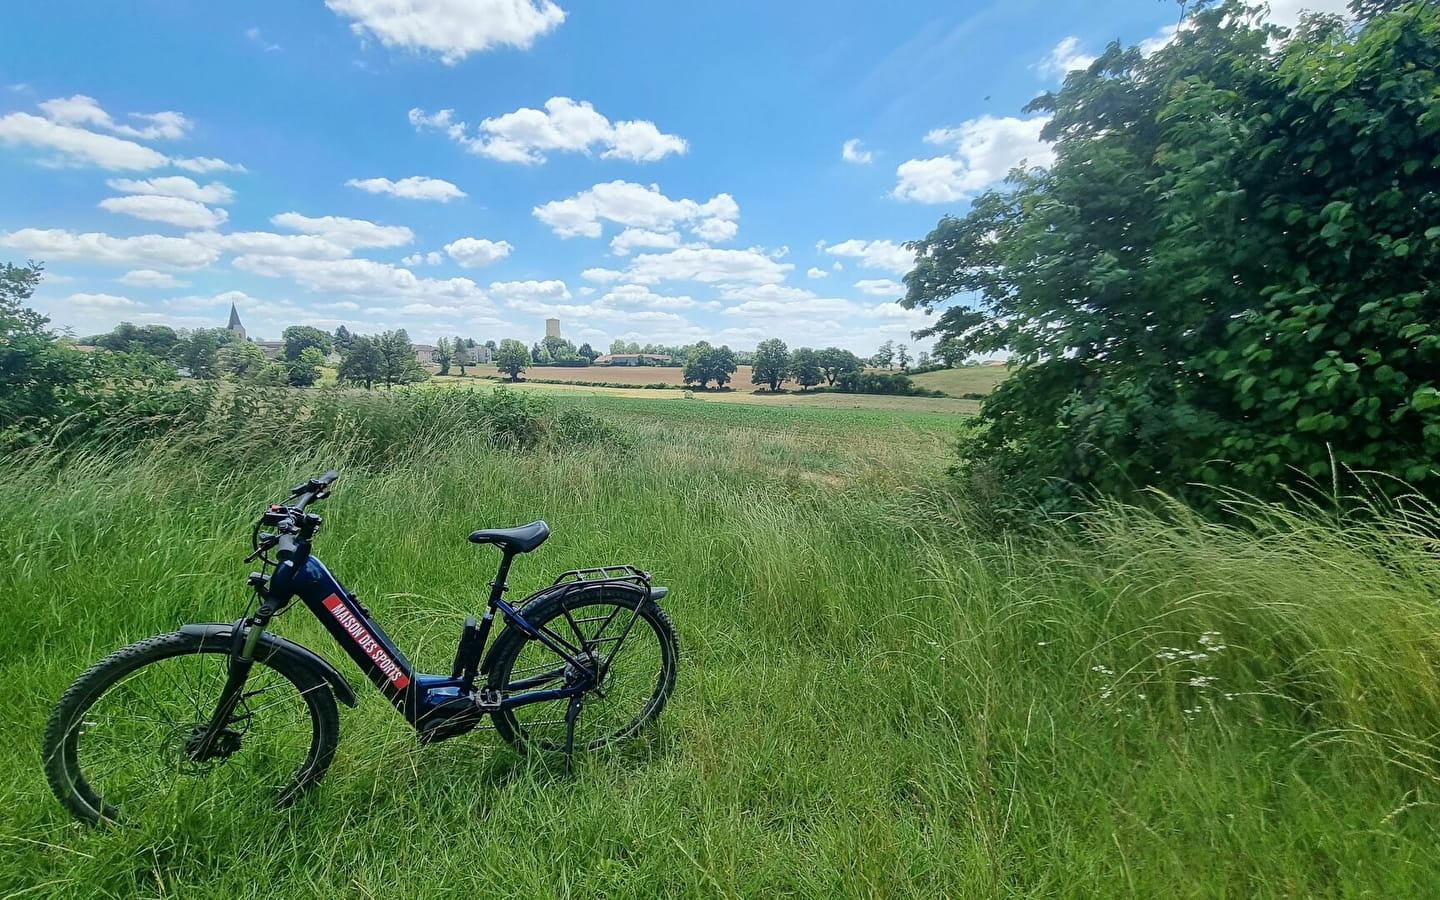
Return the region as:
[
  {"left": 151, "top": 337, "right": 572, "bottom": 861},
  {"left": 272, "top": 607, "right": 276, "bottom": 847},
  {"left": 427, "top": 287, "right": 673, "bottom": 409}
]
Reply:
[{"left": 545, "top": 317, "right": 561, "bottom": 338}]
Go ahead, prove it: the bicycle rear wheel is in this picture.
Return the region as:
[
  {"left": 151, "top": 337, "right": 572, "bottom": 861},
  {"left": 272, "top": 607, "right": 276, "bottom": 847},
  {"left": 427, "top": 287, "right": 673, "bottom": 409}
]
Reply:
[
  {"left": 43, "top": 631, "right": 340, "bottom": 825},
  {"left": 485, "top": 586, "right": 678, "bottom": 754}
]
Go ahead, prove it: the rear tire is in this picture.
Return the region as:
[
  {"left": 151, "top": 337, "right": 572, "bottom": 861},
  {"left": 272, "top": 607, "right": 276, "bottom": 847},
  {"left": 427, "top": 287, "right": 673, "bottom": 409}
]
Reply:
[
  {"left": 43, "top": 631, "right": 340, "bottom": 825},
  {"left": 485, "top": 586, "right": 678, "bottom": 754}
]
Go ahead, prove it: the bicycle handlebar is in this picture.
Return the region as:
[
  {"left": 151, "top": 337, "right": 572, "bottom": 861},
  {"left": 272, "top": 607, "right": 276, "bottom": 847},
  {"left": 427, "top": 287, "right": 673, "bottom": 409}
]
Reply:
[
  {"left": 288, "top": 470, "right": 339, "bottom": 510},
  {"left": 254, "top": 471, "right": 339, "bottom": 564}
]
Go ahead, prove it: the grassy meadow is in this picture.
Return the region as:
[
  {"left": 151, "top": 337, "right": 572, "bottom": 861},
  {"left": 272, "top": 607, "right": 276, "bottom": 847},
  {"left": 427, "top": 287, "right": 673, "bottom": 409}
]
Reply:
[{"left": 4, "top": 388, "right": 1440, "bottom": 897}]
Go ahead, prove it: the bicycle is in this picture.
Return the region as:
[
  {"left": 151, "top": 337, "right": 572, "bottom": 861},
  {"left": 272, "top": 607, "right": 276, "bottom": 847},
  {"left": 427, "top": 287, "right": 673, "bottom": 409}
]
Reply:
[{"left": 42, "top": 471, "right": 679, "bottom": 826}]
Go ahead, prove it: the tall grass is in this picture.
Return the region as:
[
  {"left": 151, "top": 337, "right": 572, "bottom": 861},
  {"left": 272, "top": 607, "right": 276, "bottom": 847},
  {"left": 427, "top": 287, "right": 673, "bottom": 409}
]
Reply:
[{"left": 3, "top": 397, "right": 1439, "bottom": 897}]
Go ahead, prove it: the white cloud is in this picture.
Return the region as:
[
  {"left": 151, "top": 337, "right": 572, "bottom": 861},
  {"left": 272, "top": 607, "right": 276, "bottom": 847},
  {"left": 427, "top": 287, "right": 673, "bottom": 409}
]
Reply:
[
  {"left": 402, "top": 251, "right": 445, "bottom": 266},
  {"left": 38, "top": 95, "right": 190, "bottom": 140},
  {"left": 893, "top": 115, "right": 1054, "bottom": 203},
  {"left": 100, "top": 194, "right": 229, "bottom": 229},
  {"left": 193, "top": 231, "right": 353, "bottom": 260},
  {"left": 610, "top": 228, "right": 682, "bottom": 256},
  {"left": 399, "top": 302, "right": 460, "bottom": 316},
  {"left": 246, "top": 26, "right": 282, "bottom": 52},
  {"left": 855, "top": 278, "right": 903, "bottom": 296},
  {"left": 173, "top": 156, "right": 245, "bottom": 174},
  {"left": 346, "top": 175, "right": 466, "bottom": 202},
  {"left": 714, "top": 283, "right": 933, "bottom": 352},
  {"left": 534, "top": 181, "right": 739, "bottom": 240},
  {"left": 233, "top": 254, "right": 493, "bottom": 306},
  {"left": 0, "top": 228, "right": 220, "bottom": 269},
  {"left": 327, "top": 0, "right": 566, "bottom": 63},
  {"left": 0, "top": 112, "right": 170, "bottom": 170},
  {"left": 0, "top": 97, "right": 241, "bottom": 173},
  {"left": 581, "top": 267, "right": 625, "bottom": 283},
  {"left": 107, "top": 176, "right": 235, "bottom": 204},
  {"left": 1266, "top": 0, "right": 1351, "bottom": 26},
  {"left": 806, "top": 267, "right": 828, "bottom": 279},
  {"left": 693, "top": 217, "right": 739, "bottom": 243},
  {"left": 119, "top": 269, "right": 191, "bottom": 288},
  {"left": 1138, "top": 25, "right": 1180, "bottom": 56},
  {"left": 488, "top": 279, "right": 571, "bottom": 303},
  {"left": 410, "top": 97, "right": 685, "bottom": 164},
  {"left": 595, "top": 283, "right": 699, "bottom": 310},
  {"left": 271, "top": 212, "right": 414, "bottom": 250},
  {"left": 623, "top": 247, "right": 793, "bottom": 285},
  {"left": 444, "top": 237, "right": 513, "bottom": 267},
  {"left": 822, "top": 239, "right": 914, "bottom": 275},
  {"left": 1037, "top": 36, "right": 1097, "bottom": 79},
  {"left": 66, "top": 292, "right": 142, "bottom": 308},
  {"left": 841, "top": 138, "right": 873, "bottom": 164}
]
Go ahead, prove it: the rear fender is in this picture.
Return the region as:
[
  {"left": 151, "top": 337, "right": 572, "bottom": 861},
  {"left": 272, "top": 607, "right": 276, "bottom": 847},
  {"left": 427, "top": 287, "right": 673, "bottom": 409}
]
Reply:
[{"left": 180, "top": 622, "right": 359, "bottom": 708}]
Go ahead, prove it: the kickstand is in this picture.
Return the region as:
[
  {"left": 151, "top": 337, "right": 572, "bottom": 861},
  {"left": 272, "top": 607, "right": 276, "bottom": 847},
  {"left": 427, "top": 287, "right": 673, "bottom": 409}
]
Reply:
[{"left": 562, "top": 695, "right": 583, "bottom": 776}]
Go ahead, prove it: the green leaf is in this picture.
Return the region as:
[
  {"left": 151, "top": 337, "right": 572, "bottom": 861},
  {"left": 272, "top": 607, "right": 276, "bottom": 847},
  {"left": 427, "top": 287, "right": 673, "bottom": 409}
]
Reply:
[{"left": 1412, "top": 387, "right": 1440, "bottom": 413}]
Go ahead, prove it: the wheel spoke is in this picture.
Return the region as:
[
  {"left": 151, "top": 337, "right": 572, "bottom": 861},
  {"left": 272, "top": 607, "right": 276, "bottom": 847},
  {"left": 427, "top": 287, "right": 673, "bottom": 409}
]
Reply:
[
  {"left": 489, "top": 595, "right": 675, "bottom": 755},
  {"left": 46, "top": 636, "right": 335, "bottom": 824}
]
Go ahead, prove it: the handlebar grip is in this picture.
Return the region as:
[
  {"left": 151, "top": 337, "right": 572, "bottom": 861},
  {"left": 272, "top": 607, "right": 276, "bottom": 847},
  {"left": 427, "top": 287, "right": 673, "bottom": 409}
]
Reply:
[{"left": 275, "top": 533, "right": 303, "bottom": 562}]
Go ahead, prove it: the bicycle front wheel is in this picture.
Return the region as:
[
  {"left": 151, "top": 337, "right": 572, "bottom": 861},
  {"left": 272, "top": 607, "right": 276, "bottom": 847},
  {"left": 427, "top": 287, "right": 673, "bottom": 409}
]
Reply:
[
  {"left": 43, "top": 631, "right": 340, "bottom": 825},
  {"left": 485, "top": 586, "right": 679, "bottom": 755}
]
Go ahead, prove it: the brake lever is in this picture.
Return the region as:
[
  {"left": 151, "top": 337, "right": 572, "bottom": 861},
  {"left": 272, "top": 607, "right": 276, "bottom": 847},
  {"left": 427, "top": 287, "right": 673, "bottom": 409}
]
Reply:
[{"left": 246, "top": 532, "right": 278, "bottom": 563}]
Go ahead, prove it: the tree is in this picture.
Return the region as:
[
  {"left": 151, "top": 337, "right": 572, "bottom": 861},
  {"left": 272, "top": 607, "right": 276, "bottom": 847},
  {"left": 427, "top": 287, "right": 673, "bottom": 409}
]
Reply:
[
  {"left": 338, "top": 336, "right": 381, "bottom": 389},
  {"left": 495, "top": 338, "right": 529, "bottom": 381},
  {"left": 871, "top": 340, "right": 895, "bottom": 370},
  {"left": 790, "top": 347, "right": 823, "bottom": 390},
  {"left": 577, "top": 342, "right": 598, "bottom": 362},
  {"left": 896, "top": 343, "right": 911, "bottom": 370},
  {"left": 932, "top": 336, "right": 970, "bottom": 368},
  {"left": 751, "top": 338, "right": 790, "bottom": 391},
  {"left": 542, "top": 335, "right": 581, "bottom": 364},
  {"left": 333, "top": 325, "right": 355, "bottom": 354},
  {"left": 86, "top": 322, "right": 178, "bottom": 357},
  {"left": 218, "top": 340, "right": 271, "bottom": 381},
  {"left": 902, "top": 0, "right": 1440, "bottom": 508},
  {"left": 918, "top": 350, "right": 931, "bottom": 368},
  {"left": 609, "top": 338, "right": 627, "bottom": 355},
  {"left": 281, "top": 325, "right": 332, "bottom": 361},
  {"left": 172, "top": 328, "right": 232, "bottom": 379},
  {"left": 377, "top": 330, "right": 426, "bottom": 388},
  {"left": 434, "top": 336, "right": 453, "bottom": 376},
  {"left": 453, "top": 335, "right": 471, "bottom": 375},
  {"left": 818, "top": 347, "right": 863, "bottom": 386},
  {"left": 286, "top": 346, "right": 326, "bottom": 387},
  {"left": 1, "top": 261, "right": 83, "bottom": 433},
  {"left": 683, "top": 341, "right": 740, "bottom": 389}
]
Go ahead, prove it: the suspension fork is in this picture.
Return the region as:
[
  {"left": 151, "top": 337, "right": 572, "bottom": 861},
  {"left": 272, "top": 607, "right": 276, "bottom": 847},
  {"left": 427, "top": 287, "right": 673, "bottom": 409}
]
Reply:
[{"left": 188, "top": 602, "right": 277, "bottom": 761}]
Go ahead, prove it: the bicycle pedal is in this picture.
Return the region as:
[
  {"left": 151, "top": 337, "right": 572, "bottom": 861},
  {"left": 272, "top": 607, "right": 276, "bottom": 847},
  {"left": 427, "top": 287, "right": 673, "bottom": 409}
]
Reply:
[{"left": 474, "top": 687, "right": 505, "bottom": 711}]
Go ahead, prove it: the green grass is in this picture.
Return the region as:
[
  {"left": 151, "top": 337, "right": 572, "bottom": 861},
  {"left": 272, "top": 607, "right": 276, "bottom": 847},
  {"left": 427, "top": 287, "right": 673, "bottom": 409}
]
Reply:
[
  {"left": 908, "top": 364, "right": 1011, "bottom": 396},
  {"left": 4, "top": 396, "right": 1440, "bottom": 897}
]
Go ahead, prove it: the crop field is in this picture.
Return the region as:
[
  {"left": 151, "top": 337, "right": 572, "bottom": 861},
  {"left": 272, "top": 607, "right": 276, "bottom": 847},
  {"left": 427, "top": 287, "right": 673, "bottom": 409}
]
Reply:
[
  {"left": 908, "top": 365, "right": 1011, "bottom": 396},
  {"left": 4, "top": 392, "right": 1440, "bottom": 897},
  {"left": 436, "top": 362, "right": 1009, "bottom": 398}
]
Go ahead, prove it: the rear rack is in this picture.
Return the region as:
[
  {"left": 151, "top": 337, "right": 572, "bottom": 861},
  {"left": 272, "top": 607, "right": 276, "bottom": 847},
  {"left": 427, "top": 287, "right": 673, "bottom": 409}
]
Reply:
[{"left": 550, "top": 564, "right": 651, "bottom": 588}]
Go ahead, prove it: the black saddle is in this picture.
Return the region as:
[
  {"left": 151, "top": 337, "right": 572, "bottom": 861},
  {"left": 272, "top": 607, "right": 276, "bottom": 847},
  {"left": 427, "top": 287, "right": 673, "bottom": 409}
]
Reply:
[{"left": 468, "top": 520, "right": 550, "bottom": 554}]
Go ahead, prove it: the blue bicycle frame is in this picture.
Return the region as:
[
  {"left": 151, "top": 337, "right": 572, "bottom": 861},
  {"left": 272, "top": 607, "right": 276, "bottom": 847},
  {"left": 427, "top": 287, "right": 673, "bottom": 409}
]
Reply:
[{"left": 265, "top": 549, "right": 603, "bottom": 740}]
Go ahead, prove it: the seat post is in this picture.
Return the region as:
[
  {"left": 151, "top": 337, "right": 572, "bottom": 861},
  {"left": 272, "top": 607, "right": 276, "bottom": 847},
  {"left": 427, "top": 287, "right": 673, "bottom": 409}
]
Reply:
[{"left": 488, "top": 550, "right": 517, "bottom": 608}]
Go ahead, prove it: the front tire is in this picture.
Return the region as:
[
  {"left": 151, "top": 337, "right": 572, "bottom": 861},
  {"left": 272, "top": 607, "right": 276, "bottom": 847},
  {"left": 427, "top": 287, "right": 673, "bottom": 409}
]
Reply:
[
  {"left": 43, "top": 631, "right": 341, "bottom": 825},
  {"left": 485, "top": 586, "right": 678, "bottom": 755}
]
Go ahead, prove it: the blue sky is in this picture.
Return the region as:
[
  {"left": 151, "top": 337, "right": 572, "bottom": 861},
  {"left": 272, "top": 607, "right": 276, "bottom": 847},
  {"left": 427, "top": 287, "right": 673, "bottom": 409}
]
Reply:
[{"left": 0, "top": 0, "right": 1343, "bottom": 355}]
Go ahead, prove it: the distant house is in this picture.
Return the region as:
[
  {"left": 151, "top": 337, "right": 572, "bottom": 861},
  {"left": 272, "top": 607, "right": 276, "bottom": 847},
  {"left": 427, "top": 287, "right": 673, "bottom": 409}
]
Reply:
[
  {"left": 595, "top": 353, "right": 673, "bottom": 366},
  {"left": 412, "top": 344, "right": 436, "bottom": 361},
  {"left": 256, "top": 341, "right": 285, "bottom": 358}
]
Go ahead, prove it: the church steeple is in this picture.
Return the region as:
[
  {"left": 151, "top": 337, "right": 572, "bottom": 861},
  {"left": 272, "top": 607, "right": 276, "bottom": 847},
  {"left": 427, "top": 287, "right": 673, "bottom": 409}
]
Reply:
[{"left": 226, "top": 302, "right": 246, "bottom": 341}]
